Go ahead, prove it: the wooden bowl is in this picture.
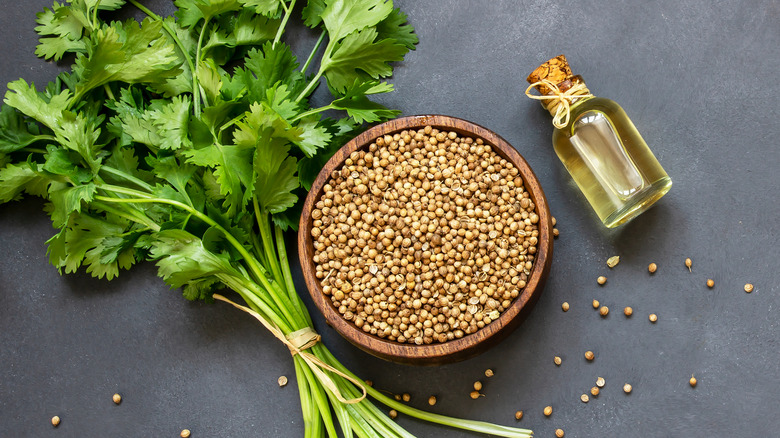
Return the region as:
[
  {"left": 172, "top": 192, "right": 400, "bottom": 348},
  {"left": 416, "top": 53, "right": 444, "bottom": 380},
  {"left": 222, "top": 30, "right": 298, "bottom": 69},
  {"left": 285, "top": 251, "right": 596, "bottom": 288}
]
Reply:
[{"left": 298, "top": 115, "right": 553, "bottom": 365}]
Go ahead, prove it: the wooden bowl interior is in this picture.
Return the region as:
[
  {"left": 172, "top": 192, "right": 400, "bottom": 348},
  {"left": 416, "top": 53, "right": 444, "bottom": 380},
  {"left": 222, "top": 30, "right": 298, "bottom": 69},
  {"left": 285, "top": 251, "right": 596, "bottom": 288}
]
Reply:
[{"left": 299, "top": 115, "right": 553, "bottom": 365}]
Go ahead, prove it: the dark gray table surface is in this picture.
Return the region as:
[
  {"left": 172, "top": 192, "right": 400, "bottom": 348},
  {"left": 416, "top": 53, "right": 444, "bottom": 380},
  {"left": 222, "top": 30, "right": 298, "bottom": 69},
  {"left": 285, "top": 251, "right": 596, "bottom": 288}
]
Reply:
[{"left": 1, "top": 1, "right": 778, "bottom": 437}]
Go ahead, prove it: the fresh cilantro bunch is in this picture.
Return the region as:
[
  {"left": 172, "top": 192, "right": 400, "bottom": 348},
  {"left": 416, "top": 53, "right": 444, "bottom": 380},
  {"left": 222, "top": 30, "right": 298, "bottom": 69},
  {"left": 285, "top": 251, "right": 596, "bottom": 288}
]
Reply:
[{"left": 0, "top": 1, "right": 533, "bottom": 437}]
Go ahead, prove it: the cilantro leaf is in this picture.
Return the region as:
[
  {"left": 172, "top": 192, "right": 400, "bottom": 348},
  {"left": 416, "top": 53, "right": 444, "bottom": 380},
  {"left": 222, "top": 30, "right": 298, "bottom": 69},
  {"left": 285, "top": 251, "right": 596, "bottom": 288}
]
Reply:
[
  {"left": 0, "top": 105, "right": 41, "bottom": 154},
  {"left": 240, "top": 42, "right": 306, "bottom": 103},
  {"left": 252, "top": 129, "right": 299, "bottom": 214},
  {"left": 0, "top": 162, "right": 52, "bottom": 203},
  {"left": 321, "top": 0, "right": 393, "bottom": 42},
  {"left": 321, "top": 27, "right": 408, "bottom": 93},
  {"left": 48, "top": 183, "right": 97, "bottom": 227},
  {"left": 331, "top": 80, "right": 399, "bottom": 123},
  {"left": 174, "top": 0, "right": 243, "bottom": 28},
  {"left": 182, "top": 143, "right": 254, "bottom": 216},
  {"left": 376, "top": 7, "right": 418, "bottom": 50},
  {"left": 150, "top": 228, "right": 243, "bottom": 289},
  {"left": 301, "top": 0, "right": 327, "bottom": 28},
  {"left": 62, "top": 211, "right": 138, "bottom": 280},
  {"left": 72, "top": 18, "right": 181, "bottom": 99},
  {"left": 153, "top": 95, "right": 193, "bottom": 150},
  {"left": 238, "top": 0, "right": 284, "bottom": 18}
]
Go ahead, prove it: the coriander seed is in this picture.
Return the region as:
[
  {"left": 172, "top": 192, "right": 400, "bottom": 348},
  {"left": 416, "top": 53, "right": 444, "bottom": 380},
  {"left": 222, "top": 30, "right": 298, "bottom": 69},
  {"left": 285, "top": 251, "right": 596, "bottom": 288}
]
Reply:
[
  {"left": 623, "top": 383, "right": 632, "bottom": 394},
  {"left": 51, "top": 416, "right": 60, "bottom": 427},
  {"left": 597, "top": 276, "right": 607, "bottom": 285},
  {"left": 624, "top": 306, "right": 633, "bottom": 317},
  {"left": 181, "top": 429, "right": 191, "bottom": 438},
  {"left": 596, "top": 377, "right": 605, "bottom": 388},
  {"left": 607, "top": 256, "right": 620, "bottom": 268},
  {"left": 648, "top": 263, "right": 657, "bottom": 274},
  {"left": 389, "top": 409, "right": 398, "bottom": 419},
  {"left": 685, "top": 258, "right": 692, "bottom": 272},
  {"left": 470, "top": 390, "right": 483, "bottom": 399},
  {"left": 364, "top": 380, "right": 373, "bottom": 387},
  {"left": 649, "top": 313, "right": 658, "bottom": 323},
  {"left": 592, "top": 299, "right": 600, "bottom": 309},
  {"left": 591, "top": 386, "right": 600, "bottom": 397},
  {"left": 707, "top": 279, "right": 715, "bottom": 288},
  {"left": 585, "top": 350, "right": 595, "bottom": 361},
  {"left": 744, "top": 283, "right": 754, "bottom": 293},
  {"left": 485, "top": 369, "right": 494, "bottom": 378},
  {"left": 689, "top": 374, "right": 697, "bottom": 387},
  {"left": 556, "top": 428, "right": 565, "bottom": 437},
  {"left": 113, "top": 393, "right": 122, "bottom": 404},
  {"left": 278, "top": 376, "right": 288, "bottom": 387},
  {"left": 580, "top": 394, "right": 589, "bottom": 403},
  {"left": 561, "top": 302, "right": 570, "bottom": 312},
  {"left": 402, "top": 393, "right": 411, "bottom": 402},
  {"left": 515, "top": 410, "right": 524, "bottom": 420},
  {"left": 554, "top": 356, "right": 562, "bottom": 366},
  {"left": 543, "top": 405, "right": 553, "bottom": 417},
  {"left": 428, "top": 395, "right": 437, "bottom": 406},
  {"left": 473, "top": 381, "right": 483, "bottom": 391},
  {"left": 599, "top": 306, "right": 609, "bottom": 317}
]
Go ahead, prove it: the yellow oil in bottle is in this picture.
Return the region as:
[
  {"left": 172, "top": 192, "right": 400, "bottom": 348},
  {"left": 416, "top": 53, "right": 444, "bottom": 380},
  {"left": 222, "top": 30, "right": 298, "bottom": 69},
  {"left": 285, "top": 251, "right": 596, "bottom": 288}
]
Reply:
[{"left": 552, "top": 97, "right": 671, "bottom": 227}]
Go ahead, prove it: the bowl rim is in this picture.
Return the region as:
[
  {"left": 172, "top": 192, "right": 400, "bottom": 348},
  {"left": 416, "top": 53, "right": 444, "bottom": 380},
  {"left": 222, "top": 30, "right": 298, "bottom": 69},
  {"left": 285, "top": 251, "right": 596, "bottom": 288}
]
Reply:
[{"left": 298, "top": 114, "right": 553, "bottom": 365}]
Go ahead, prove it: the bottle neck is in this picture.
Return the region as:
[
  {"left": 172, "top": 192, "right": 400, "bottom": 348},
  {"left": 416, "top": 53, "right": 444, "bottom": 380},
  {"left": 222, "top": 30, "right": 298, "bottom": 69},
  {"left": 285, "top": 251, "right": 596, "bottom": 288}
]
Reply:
[{"left": 539, "top": 79, "right": 594, "bottom": 129}]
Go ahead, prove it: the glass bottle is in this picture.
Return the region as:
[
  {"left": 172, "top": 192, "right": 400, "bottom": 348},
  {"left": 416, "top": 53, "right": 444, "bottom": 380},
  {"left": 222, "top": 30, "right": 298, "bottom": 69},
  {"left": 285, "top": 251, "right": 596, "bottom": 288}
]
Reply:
[{"left": 526, "top": 55, "right": 672, "bottom": 228}]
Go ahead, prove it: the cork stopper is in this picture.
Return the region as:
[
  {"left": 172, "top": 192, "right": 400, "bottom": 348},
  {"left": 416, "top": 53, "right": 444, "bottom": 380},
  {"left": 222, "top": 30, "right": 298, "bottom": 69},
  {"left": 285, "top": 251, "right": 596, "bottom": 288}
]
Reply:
[{"left": 526, "top": 55, "right": 582, "bottom": 94}]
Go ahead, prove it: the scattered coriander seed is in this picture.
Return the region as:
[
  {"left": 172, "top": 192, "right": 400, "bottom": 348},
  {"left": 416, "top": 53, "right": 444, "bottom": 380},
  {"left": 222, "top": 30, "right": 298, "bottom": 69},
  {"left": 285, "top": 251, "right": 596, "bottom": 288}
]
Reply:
[
  {"left": 553, "top": 228, "right": 560, "bottom": 238},
  {"left": 685, "top": 258, "right": 692, "bottom": 272},
  {"left": 470, "top": 391, "right": 483, "bottom": 400},
  {"left": 543, "top": 405, "right": 553, "bottom": 417},
  {"left": 596, "top": 377, "right": 605, "bottom": 388},
  {"left": 706, "top": 279, "right": 715, "bottom": 288},
  {"left": 590, "top": 386, "right": 600, "bottom": 397},
  {"left": 485, "top": 369, "right": 495, "bottom": 378},
  {"left": 580, "top": 394, "right": 589, "bottom": 403},
  {"left": 599, "top": 306, "right": 609, "bottom": 317},
  {"left": 554, "top": 356, "right": 562, "bottom": 366},
  {"left": 649, "top": 313, "right": 658, "bottom": 323},
  {"left": 428, "top": 395, "right": 437, "bottom": 406},
  {"left": 561, "top": 302, "right": 570, "bottom": 312},
  {"left": 744, "top": 283, "right": 754, "bottom": 293},
  {"left": 394, "top": 394, "right": 402, "bottom": 401},
  {"left": 623, "top": 383, "right": 632, "bottom": 394},
  {"left": 278, "top": 376, "right": 288, "bottom": 387},
  {"left": 624, "top": 306, "right": 633, "bottom": 317},
  {"left": 592, "top": 299, "right": 600, "bottom": 309},
  {"left": 607, "top": 256, "right": 620, "bottom": 268},
  {"left": 473, "top": 381, "right": 483, "bottom": 391},
  {"left": 113, "top": 393, "right": 122, "bottom": 404},
  {"left": 689, "top": 374, "right": 697, "bottom": 387},
  {"left": 597, "top": 276, "right": 607, "bottom": 285},
  {"left": 51, "top": 416, "right": 60, "bottom": 427},
  {"left": 364, "top": 380, "right": 373, "bottom": 387},
  {"left": 556, "top": 428, "right": 565, "bottom": 437},
  {"left": 515, "top": 410, "right": 524, "bottom": 420},
  {"left": 648, "top": 263, "right": 657, "bottom": 274},
  {"left": 402, "top": 393, "right": 411, "bottom": 402},
  {"left": 389, "top": 409, "right": 398, "bottom": 419},
  {"left": 585, "top": 350, "right": 595, "bottom": 361},
  {"left": 180, "top": 429, "right": 191, "bottom": 438}
]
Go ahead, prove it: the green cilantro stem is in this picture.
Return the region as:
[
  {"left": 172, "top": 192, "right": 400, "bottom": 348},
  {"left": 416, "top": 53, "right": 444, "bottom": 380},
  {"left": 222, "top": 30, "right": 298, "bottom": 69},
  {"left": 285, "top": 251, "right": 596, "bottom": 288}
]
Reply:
[
  {"left": 290, "top": 103, "right": 334, "bottom": 123},
  {"left": 254, "top": 201, "right": 285, "bottom": 291},
  {"left": 20, "top": 147, "right": 48, "bottom": 154},
  {"left": 272, "top": 0, "right": 297, "bottom": 48},
  {"left": 275, "top": 225, "right": 310, "bottom": 325},
  {"left": 301, "top": 31, "right": 326, "bottom": 75},
  {"left": 192, "top": 18, "right": 211, "bottom": 117},
  {"left": 100, "top": 165, "right": 154, "bottom": 192},
  {"left": 127, "top": 0, "right": 197, "bottom": 79},
  {"left": 295, "top": 70, "right": 324, "bottom": 104},
  {"left": 91, "top": 200, "right": 160, "bottom": 232}
]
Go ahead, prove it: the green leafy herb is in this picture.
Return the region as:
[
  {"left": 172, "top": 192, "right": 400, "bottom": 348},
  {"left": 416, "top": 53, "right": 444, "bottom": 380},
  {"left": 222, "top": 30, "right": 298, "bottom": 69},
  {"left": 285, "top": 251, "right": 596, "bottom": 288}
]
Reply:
[{"left": 1, "top": 1, "right": 532, "bottom": 437}]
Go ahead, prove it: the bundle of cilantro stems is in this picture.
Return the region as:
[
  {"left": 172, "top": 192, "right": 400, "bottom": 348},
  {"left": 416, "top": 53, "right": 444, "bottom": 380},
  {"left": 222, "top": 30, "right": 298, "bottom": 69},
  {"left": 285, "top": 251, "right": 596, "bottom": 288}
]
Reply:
[{"left": 0, "top": 1, "right": 533, "bottom": 437}]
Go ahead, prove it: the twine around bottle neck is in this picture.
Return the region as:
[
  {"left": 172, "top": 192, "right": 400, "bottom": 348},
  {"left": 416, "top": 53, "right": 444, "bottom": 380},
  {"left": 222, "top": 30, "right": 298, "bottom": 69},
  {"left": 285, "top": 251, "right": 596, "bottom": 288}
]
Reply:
[{"left": 525, "top": 79, "right": 593, "bottom": 129}]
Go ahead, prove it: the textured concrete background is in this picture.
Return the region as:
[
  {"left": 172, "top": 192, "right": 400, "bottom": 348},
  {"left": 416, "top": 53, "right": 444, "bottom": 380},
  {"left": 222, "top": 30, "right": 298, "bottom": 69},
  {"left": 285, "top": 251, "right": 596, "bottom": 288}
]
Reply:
[{"left": 1, "top": 1, "right": 779, "bottom": 437}]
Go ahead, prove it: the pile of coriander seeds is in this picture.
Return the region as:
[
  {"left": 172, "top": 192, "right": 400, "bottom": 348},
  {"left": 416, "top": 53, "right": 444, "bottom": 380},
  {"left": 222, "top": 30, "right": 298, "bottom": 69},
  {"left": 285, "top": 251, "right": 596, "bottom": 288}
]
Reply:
[{"left": 310, "top": 126, "right": 540, "bottom": 345}]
